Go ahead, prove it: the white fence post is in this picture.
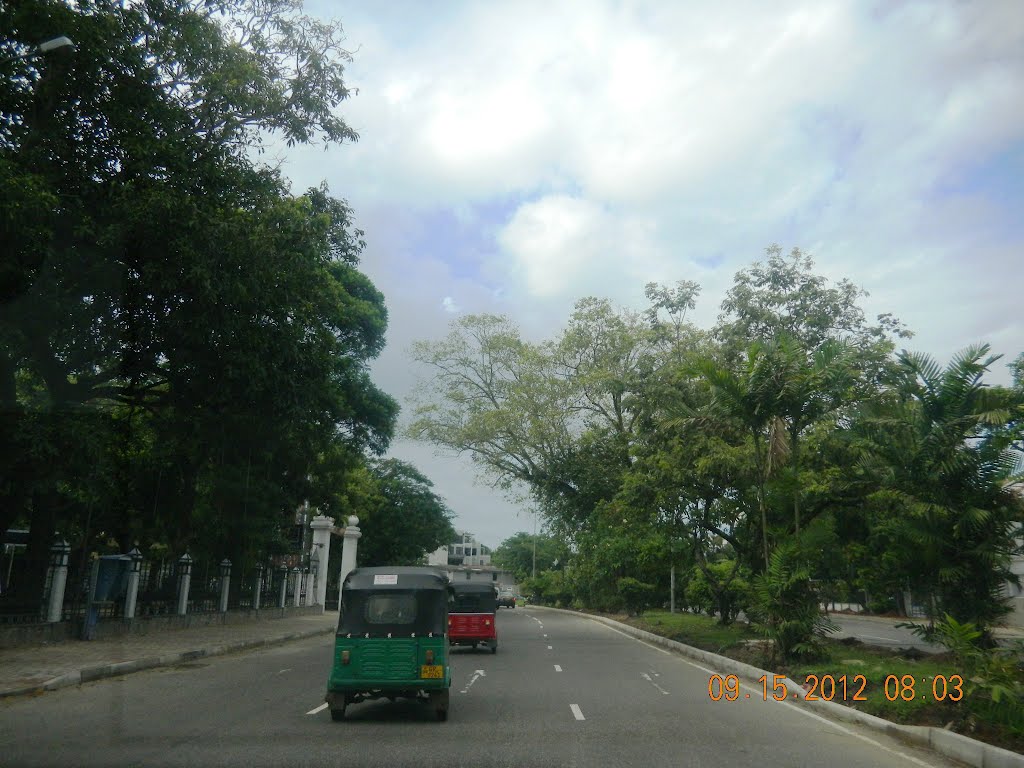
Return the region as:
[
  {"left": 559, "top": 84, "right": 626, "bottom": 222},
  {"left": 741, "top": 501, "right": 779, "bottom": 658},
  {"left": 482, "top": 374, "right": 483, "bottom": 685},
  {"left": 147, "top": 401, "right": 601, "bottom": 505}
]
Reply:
[
  {"left": 176, "top": 553, "right": 192, "bottom": 616},
  {"left": 291, "top": 567, "right": 301, "bottom": 607},
  {"left": 124, "top": 547, "right": 143, "bottom": 620},
  {"left": 45, "top": 539, "right": 71, "bottom": 623},
  {"left": 219, "top": 559, "right": 231, "bottom": 613},
  {"left": 253, "top": 563, "right": 264, "bottom": 611}
]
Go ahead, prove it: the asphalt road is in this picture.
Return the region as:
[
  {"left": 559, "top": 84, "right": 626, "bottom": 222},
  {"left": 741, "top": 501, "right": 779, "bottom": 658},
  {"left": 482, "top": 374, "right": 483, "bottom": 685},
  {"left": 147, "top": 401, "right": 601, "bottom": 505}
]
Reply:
[
  {"left": 827, "top": 614, "right": 946, "bottom": 653},
  {"left": 1, "top": 607, "right": 961, "bottom": 768}
]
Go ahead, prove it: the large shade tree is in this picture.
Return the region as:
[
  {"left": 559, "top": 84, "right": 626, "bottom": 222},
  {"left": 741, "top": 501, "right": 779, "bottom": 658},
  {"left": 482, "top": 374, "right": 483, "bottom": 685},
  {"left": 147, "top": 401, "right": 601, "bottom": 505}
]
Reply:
[{"left": 0, "top": 0, "right": 396, "bottom": 601}]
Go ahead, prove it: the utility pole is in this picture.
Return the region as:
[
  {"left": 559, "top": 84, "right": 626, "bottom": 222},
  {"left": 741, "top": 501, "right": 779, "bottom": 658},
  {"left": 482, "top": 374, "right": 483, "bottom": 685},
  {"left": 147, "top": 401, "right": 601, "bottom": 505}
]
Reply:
[{"left": 532, "top": 510, "right": 537, "bottom": 579}]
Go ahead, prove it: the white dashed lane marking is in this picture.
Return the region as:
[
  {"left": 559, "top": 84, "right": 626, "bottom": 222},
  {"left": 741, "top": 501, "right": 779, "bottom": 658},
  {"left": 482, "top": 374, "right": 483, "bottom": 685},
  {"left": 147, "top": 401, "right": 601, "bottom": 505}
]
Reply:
[
  {"left": 570, "top": 704, "right": 585, "bottom": 721},
  {"left": 306, "top": 703, "right": 328, "bottom": 715},
  {"left": 554, "top": 664, "right": 562, "bottom": 672},
  {"left": 642, "top": 672, "right": 670, "bottom": 695}
]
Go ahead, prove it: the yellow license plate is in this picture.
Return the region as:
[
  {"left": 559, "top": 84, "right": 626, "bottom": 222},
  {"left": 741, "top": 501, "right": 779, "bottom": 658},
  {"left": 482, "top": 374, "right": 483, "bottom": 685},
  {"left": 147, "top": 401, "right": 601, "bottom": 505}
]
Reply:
[{"left": 420, "top": 665, "right": 443, "bottom": 679}]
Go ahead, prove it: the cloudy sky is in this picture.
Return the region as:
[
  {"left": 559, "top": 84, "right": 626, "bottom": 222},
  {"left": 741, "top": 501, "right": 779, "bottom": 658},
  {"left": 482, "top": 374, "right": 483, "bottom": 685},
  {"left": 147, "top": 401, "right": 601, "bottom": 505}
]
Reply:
[{"left": 273, "top": 0, "right": 1023, "bottom": 549}]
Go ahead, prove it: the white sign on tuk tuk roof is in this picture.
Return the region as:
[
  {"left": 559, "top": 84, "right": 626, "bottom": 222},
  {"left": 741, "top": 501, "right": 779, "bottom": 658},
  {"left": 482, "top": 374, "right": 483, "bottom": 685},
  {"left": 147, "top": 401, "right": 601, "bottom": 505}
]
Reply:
[{"left": 373, "top": 574, "right": 398, "bottom": 585}]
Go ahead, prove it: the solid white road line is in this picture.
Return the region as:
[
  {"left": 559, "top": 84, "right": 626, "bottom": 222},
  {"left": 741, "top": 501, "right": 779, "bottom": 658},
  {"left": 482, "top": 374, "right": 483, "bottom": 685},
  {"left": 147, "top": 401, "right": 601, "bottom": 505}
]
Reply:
[
  {"left": 586, "top": 616, "right": 938, "bottom": 767},
  {"left": 306, "top": 703, "right": 328, "bottom": 715},
  {"left": 554, "top": 664, "right": 562, "bottom": 672},
  {"left": 594, "top": 621, "right": 672, "bottom": 655},
  {"left": 570, "top": 703, "right": 585, "bottom": 721}
]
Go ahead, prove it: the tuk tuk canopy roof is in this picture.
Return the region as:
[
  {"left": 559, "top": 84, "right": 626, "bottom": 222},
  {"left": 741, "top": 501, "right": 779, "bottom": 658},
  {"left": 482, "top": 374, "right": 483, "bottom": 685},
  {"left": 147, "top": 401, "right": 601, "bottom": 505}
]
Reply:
[
  {"left": 451, "top": 582, "right": 498, "bottom": 595},
  {"left": 342, "top": 566, "right": 450, "bottom": 592}
]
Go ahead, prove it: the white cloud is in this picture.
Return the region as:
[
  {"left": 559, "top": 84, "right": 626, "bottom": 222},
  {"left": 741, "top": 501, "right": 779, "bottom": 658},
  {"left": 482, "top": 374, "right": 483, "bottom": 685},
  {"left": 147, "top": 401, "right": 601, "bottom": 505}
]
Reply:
[{"left": 277, "top": 0, "right": 1024, "bottom": 538}]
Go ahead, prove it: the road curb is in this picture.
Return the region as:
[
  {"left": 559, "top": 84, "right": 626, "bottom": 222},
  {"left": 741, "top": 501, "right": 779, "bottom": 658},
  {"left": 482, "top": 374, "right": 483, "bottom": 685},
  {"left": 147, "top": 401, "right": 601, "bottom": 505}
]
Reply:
[
  {"left": 530, "top": 606, "right": 1024, "bottom": 768},
  {"left": 0, "top": 625, "right": 335, "bottom": 700}
]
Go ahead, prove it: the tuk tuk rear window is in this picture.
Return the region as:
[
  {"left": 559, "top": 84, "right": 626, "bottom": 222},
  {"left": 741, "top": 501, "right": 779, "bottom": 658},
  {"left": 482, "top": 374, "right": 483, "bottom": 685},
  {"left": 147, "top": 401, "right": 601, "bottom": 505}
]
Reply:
[
  {"left": 364, "top": 593, "right": 417, "bottom": 624},
  {"left": 338, "top": 588, "right": 449, "bottom": 636},
  {"left": 451, "top": 592, "right": 496, "bottom": 613}
]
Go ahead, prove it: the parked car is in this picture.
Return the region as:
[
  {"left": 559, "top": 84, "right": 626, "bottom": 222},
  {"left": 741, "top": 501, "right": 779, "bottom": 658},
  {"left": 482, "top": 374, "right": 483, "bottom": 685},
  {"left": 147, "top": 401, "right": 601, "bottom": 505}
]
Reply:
[{"left": 497, "top": 587, "right": 516, "bottom": 609}]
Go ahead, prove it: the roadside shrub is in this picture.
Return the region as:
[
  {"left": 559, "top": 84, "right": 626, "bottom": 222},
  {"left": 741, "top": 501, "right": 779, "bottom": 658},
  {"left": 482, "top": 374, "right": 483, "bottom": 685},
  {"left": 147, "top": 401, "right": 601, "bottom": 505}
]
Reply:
[
  {"left": 748, "top": 545, "right": 836, "bottom": 661},
  {"left": 617, "top": 577, "right": 656, "bottom": 616},
  {"left": 524, "top": 570, "right": 574, "bottom": 607},
  {"left": 901, "top": 615, "right": 1024, "bottom": 735},
  {"left": 684, "top": 561, "right": 750, "bottom": 625}
]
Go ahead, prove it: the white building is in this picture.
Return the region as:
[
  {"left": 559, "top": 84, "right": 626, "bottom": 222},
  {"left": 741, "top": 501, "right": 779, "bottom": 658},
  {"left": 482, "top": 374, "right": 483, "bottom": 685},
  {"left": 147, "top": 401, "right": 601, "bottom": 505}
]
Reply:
[{"left": 446, "top": 531, "right": 491, "bottom": 567}]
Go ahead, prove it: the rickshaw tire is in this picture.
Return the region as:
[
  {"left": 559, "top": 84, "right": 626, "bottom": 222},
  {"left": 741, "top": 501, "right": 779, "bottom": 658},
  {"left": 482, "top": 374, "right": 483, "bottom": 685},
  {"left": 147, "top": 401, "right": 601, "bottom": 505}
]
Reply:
[
  {"left": 330, "top": 705, "right": 346, "bottom": 722},
  {"left": 491, "top": 643, "right": 497, "bottom": 654}
]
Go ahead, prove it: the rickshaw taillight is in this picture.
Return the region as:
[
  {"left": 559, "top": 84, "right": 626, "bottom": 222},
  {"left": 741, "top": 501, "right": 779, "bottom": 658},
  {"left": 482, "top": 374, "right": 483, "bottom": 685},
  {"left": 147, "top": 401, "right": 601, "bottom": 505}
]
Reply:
[
  {"left": 425, "top": 649, "right": 435, "bottom": 664},
  {"left": 484, "top": 619, "right": 491, "bottom": 626},
  {"left": 341, "top": 650, "right": 351, "bottom": 665}
]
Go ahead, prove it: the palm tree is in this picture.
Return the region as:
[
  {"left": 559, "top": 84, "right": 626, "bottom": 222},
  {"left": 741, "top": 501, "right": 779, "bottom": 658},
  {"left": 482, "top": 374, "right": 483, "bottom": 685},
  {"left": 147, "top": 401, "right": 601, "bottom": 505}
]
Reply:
[{"left": 854, "top": 344, "right": 1024, "bottom": 631}]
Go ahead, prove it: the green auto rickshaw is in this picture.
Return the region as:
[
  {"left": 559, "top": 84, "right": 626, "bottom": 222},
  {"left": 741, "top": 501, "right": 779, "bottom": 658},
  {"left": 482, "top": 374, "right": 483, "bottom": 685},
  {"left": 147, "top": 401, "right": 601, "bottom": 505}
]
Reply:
[{"left": 325, "top": 566, "right": 453, "bottom": 721}]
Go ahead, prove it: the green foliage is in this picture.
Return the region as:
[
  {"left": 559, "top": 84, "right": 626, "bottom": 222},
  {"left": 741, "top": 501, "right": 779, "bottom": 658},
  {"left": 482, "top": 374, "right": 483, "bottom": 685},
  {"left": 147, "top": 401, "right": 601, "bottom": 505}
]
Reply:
[
  {"left": 749, "top": 545, "right": 837, "bottom": 661},
  {"left": 684, "top": 561, "right": 751, "bottom": 625},
  {"left": 521, "top": 570, "right": 574, "bottom": 607},
  {"left": 492, "top": 531, "right": 566, "bottom": 584},
  {"left": 852, "top": 346, "right": 1024, "bottom": 631},
  {"left": 902, "top": 615, "right": 1024, "bottom": 735},
  {"left": 617, "top": 577, "right": 656, "bottom": 616},
  {"left": 0, "top": 0, "right": 397, "bottom": 592},
  {"left": 350, "top": 459, "right": 457, "bottom": 567}
]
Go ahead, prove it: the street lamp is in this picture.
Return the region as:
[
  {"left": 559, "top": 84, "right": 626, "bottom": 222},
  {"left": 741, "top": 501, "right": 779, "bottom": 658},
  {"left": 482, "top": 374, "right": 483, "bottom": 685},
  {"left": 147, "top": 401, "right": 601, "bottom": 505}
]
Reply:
[
  {"left": 5, "top": 36, "right": 76, "bottom": 62},
  {"left": 38, "top": 36, "right": 76, "bottom": 55}
]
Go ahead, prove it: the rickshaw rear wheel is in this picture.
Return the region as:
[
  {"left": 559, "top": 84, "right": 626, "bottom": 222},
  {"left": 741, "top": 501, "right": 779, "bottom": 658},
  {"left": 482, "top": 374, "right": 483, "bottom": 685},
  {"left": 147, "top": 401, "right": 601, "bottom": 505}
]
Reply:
[
  {"left": 491, "top": 642, "right": 498, "bottom": 654},
  {"left": 330, "top": 704, "right": 346, "bottom": 721}
]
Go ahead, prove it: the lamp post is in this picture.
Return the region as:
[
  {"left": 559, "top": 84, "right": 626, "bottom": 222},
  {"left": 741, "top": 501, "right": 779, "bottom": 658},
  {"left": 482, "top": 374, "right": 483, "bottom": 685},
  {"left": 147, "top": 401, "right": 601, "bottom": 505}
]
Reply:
[
  {"left": 3, "top": 35, "right": 75, "bottom": 62},
  {"left": 38, "top": 36, "right": 75, "bottom": 55}
]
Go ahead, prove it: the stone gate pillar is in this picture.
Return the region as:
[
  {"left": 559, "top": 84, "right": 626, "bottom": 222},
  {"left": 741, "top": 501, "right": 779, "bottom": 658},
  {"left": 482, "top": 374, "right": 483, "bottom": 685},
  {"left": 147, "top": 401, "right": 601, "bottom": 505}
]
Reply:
[
  {"left": 309, "top": 515, "right": 334, "bottom": 608},
  {"left": 337, "top": 515, "right": 361, "bottom": 610}
]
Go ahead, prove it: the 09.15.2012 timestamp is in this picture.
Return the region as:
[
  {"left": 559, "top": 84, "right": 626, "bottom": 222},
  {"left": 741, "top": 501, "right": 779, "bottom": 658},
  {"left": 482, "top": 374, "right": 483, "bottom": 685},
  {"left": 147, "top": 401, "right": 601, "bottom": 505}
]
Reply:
[{"left": 707, "top": 673, "right": 965, "bottom": 702}]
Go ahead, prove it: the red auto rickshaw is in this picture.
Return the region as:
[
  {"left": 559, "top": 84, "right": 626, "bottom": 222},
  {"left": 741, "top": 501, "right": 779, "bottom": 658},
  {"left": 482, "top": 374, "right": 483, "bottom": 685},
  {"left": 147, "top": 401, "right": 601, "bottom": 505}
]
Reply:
[{"left": 448, "top": 582, "right": 498, "bottom": 653}]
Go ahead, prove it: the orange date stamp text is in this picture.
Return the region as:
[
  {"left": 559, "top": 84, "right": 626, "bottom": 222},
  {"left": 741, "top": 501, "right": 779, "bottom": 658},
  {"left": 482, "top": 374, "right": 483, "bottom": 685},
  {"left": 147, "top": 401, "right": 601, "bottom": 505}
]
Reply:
[{"left": 707, "top": 673, "right": 965, "bottom": 702}]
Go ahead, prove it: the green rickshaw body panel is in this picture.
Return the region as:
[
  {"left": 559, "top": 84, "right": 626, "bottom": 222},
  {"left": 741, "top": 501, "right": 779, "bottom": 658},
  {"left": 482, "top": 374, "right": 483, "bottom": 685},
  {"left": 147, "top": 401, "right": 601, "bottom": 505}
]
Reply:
[{"left": 328, "top": 635, "right": 450, "bottom": 692}]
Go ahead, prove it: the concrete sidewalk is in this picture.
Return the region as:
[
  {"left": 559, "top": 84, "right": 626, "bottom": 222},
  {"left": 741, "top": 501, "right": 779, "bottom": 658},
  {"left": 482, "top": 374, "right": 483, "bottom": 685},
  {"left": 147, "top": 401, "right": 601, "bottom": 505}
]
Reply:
[{"left": 0, "top": 611, "right": 338, "bottom": 698}]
